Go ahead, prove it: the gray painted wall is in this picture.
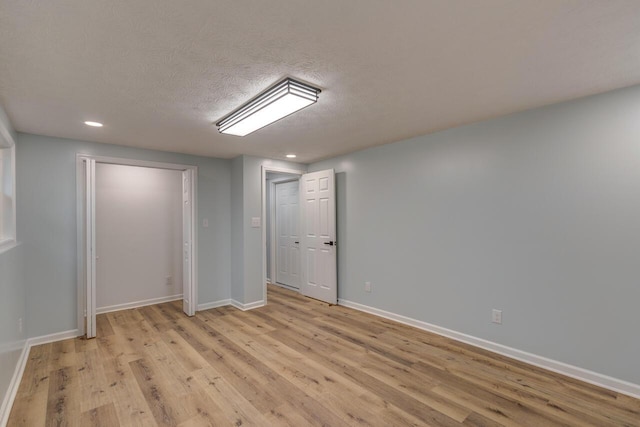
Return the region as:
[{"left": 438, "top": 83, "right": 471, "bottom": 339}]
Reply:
[
  {"left": 236, "top": 156, "right": 305, "bottom": 304},
  {"left": 16, "top": 133, "right": 231, "bottom": 337},
  {"left": 310, "top": 85, "right": 640, "bottom": 385},
  {"left": 95, "top": 164, "right": 183, "bottom": 310},
  {"left": 7, "top": 82, "right": 640, "bottom": 392},
  {"left": 0, "top": 105, "right": 25, "bottom": 413}
]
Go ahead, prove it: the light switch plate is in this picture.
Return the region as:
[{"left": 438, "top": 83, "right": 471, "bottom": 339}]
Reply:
[
  {"left": 492, "top": 309, "right": 503, "bottom": 324},
  {"left": 251, "top": 217, "right": 261, "bottom": 228}
]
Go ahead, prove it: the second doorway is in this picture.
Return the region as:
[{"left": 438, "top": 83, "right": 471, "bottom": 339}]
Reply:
[{"left": 267, "top": 173, "right": 300, "bottom": 290}]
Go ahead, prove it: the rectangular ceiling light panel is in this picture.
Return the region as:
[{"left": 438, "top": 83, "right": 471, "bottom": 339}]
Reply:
[{"left": 216, "top": 78, "right": 321, "bottom": 136}]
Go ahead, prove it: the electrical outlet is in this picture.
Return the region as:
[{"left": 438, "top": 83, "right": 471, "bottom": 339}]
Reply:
[
  {"left": 18, "top": 318, "right": 23, "bottom": 334},
  {"left": 203, "top": 218, "right": 209, "bottom": 228},
  {"left": 365, "top": 281, "right": 371, "bottom": 292},
  {"left": 165, "top": 276, "right": 173, "bottom": 287},
  {"left": 492, "top": 309, "right": 502, "bottom": 324}
]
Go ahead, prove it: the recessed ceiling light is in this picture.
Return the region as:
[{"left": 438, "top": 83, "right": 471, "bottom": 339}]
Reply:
[
  {"left": 286, "top": 154, "right": 297, "bottom": 158},
  {"left": 216, "top": 78, "right": 321, "bottom": 136},
  {"left": 84, "top": 121, "right": 103, "bottom": 127}
]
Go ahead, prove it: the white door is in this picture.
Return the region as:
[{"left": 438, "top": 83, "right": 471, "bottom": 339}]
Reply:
[
  {"left": 182, "top": 169, "right": 195, "bottom": 316},
  {"left": 275, "top": 180, "right": 300, "bottom": 289},
  {"left": 300, "top": 169, "right": 337, "bottom": 304}
]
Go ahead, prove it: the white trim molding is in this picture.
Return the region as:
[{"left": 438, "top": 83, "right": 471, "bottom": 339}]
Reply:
[
  {"left": 0, "top": 342, "right": 27, "bottom": 427},
  {"left": 0, "top": 145, "right": 17, "bottom": 246},
  {"left": 338, "top": 298, "right": 640, "bottom": 400},
  {"left": 198, "top": 299, "right": 265, "bottom": 312},
  {"left": 197, "top": 299, "right": 232, "bottom": 311},
  {"left": 261, "top": 165, "right": 306, "bottom": 306},
  {"left": 0, "top": 240, "right": 19, "bottom": 256},
  {"left": 1, "top": 329, "right": 81, "bottom": 426},
  {"left": 0, "top": 114, "right": 15, "bottom": 148},
  {"left": 270, "top": 282, "right": 299, "bottom": 292},
  {"left": 96, "top": 295, "right": 183, "bottom": 314},
  {"left": 231, "top": 300, "right": 265, "bottom": 311},
  {"left": 27, "top": 329, "right": 81, "bottom": 347},
  {"left": 76, "top": 154, "right": 199, "bottom": 335}
]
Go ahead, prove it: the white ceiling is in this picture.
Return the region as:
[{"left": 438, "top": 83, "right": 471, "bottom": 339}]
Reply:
[{"left": 1, "top": 1, "right": 640, "bottom": 163}]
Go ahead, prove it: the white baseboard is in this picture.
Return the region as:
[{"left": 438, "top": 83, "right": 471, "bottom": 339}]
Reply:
[
  {"left": 270, "top": 282, "right": 300, "bottom": 292},
  {"left": 1, "top": 329, "right": 82, "bottom": 426},
  {"left": 197, "top": 299, "right": 231, "bottom": 311},
  {"left": 231, "top": 299, "right": 265, "bottom": 311},
  {"left": 0, "top": 341, "right": 28, "bottom": 427},
  {"left": 27, "top": 329, "right": 81, "bottom": 347},
  {"left": 199, "top": 299, "right": 265, "bottom": 312},
  {"left": 338, "top": 298, "right": 640, "bottom": 400},
  {"left": 96, "top": 294, "right": 183, "bottom": 314}
]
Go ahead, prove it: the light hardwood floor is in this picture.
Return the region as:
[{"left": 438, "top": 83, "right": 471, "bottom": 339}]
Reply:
[{"left": 8, "top": 285, "right": 640, "bottom": 426}]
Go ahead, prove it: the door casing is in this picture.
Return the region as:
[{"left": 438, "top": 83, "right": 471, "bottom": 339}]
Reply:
[
  {"left": 268, "top": 176, "right": 300, "bottom": 285},
  {"left": 274, "top": 179, "right": 301, "bottom": 289},
  {"left": 76, "top": 154, "right": 198, "bottom": 337},
  {"left": 261, "top": 165, "right": 305, "bottom": 304}
]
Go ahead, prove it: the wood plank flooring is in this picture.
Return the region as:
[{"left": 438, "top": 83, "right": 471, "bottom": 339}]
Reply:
[{"left": 8, "top": 285, "right": 640, "bottom": 426}]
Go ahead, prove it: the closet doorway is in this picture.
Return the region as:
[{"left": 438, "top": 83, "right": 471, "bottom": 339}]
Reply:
[{"left": 76, "top": 155, "right": 197, "bottom": 338}]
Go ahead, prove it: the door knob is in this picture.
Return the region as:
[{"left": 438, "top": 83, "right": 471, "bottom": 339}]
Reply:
[{"left": 323, "top": 241, "right": 335, "bottom": 246}]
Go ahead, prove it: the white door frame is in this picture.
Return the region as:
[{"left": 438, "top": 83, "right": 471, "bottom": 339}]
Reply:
[
  {"left": 76, "top": 154, "right": 198, "bottom": 337},
  {"left": 268, "top": 176, "right": 299, "bottom": 287},
  {"left": 261, "top": 165, "right": 305, "bottom": 304}
]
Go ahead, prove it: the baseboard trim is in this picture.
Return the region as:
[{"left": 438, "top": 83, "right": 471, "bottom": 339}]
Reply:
[
  {"left": 27, "top": 329, "right": 82, "bottom": 347},
  {"left": 198, "top": 299, "right": 265, "bottom": 312},
  {"left": 230, "top": 299, "right": 265, "bottom": 311},
  {"left": 0, "top": 341, "right": 28, "bottom": 427},
  {"left": 270, "top": 282, "right": 300, "bottom": 292},
  {"left": 1, "top": 329, "right": 82, "bottom": 426},
  {"left": 197, "top": 299, "right": 231, "bottom": 311},
  {"left": 96, "top": 294, "right": 183, "bottom": 314},
  {"left": 338, "top": 298, "right": 640, "bottom": 400}
]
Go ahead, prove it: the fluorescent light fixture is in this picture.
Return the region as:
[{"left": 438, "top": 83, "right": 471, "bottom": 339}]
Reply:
[
  {"left": 286, "top": 154, "right": 297, "bottom": 158},
  {"left": 84, "top": 121, "right": 103, "bottom": 127},
  {"left": 216, "top": 78, "right": 321, "bottom": 136}
]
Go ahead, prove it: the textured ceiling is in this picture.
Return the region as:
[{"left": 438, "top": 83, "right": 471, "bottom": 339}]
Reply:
[{"left": 1, "top": 1, "right": 640, "bottom": 163}]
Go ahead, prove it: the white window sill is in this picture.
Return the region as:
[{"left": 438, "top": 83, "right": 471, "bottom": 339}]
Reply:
[{"left": 0, "top": 239, "right": 20, "bottom": 255}]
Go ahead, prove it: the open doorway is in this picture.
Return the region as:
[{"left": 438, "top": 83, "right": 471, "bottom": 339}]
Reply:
[
  {"left": 262, "top": 166, "right": 338, "bottom": 306},
  {"left": 77, "top": 155, "right": 197, "bottom": 338},
  {"left": 267, "top": 173, "right": 301, "bottom": 291},
  {"left": 95, "top": 163, "right": 183, "bottom": 314},
  {"left": 261, "top": 165, "right": 304, "bottom": 304}
]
